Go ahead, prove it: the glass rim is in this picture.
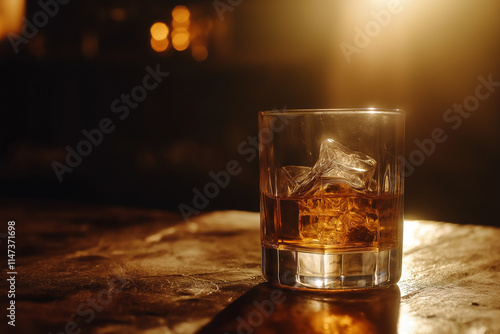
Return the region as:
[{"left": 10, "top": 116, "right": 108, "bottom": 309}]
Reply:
[{"left": 259, "top": 108, "right": 404, "bottom": 116}]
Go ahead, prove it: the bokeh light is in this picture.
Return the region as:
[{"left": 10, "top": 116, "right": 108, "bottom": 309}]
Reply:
[
  {"left": 172, "top": 31, "right": 190, "bottom": 51},
  {"left": 150, "top": 22, "right": 169, "bottom": 41},
  {"left": 191, "top": 45, "right": 208, "bottom": 61},
  {"left": 172, "top": 5, "right": 190, "bottom": 23},
  {"left": 110, "top": 8, "right": 126, "bottom": 22},
  {"left": 0, "top": 0, "right": 25, "bottom": 40},
  {"left": 172, "top": 19, "right": 189, "bottom": 30},
  {"left": 150, "top": 37, "right": 169, "bottom": 52},
  {"left": 82, "top": 34, "right": 99, "bottom": 58}
]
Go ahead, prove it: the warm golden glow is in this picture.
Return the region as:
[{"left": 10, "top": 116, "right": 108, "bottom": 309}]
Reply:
[
  {"left": 172, "top": 31, "right": 189, "bottom": 51},
  {"left": 168, "top": 5, "right": 191, "bottom": 52},
  {"left": 110, "top": 8, "right": 126, "bottom": 22},
  {"left": 150, "top": 22, "right": 169, "bottom": 41},
  {"left": 369, "top": 0, "right": 395, "bottom": 7},
  {"left": 191, "top": 45, "right": 208, "bottom": 61},
  {"left": 172, "top": 5, "right": 190, "bottom": 23},
  {"left": 398, "top": 304, "right": 419, "bottom": 333},
  {"left": 172, "top": 20, "right": 189, "bottom": 30},
  {"left": 311, "top": 311, "right": 377, "bottom": 334},
  {"left": 82, "top": 34, "right": 98, "bottom": 58},
  {"left": 150, "top": 37, "right": 169, "bottom": 52},
  {"left": 0, "top": 0, "right": 25, "bottom": 40}
]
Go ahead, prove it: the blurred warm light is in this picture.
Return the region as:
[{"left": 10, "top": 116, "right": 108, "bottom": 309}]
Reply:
[
  {"left": 172, "top": 5, "right": 190, "bottom": 23},
  {"left": 0, "top": 0, "right": 25, "bottom": 40},
  {"left": 150, "top": 37, "right": 169, "bottom": 52},
  {"left": 110, "top": 8, "right": 126, "bottom": 22},
  {"left": 398, "top": 304, "right": 419, "bottom": 333},
  {"left": 326, "top": 0, "right": 412, "bottom": 107},
  {"left": 167, "top": 6, "right": 191, "bottom": 52},
  {"left": 150, "top": 22, "right": 169, "bottom": 41},
  {"left": 191, "top": 45, "right": 208, "bottom": 61},
  {"left": 172, "top": 31, "right": 190, "bottom": 51},
  {"left": 82, "top": 34, "right": 99, "bottom": 58},
  {"left": 29, "top": 34, "right": 46, "bottom": 57},
  {"left": 369, "top": 0, "right": 396, "bottom": 7},
  {"left": 172, "top": 19, "right": 189, "bottom": 30},
  {"left": 403, "top": 220, "right": 456, "bottom": 254},
  {"left": 311, "top": 311, "right": 376, "bottom": 334}
]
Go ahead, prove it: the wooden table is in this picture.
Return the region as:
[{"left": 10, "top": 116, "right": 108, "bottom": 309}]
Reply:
[{"left": 1, "top": 200, "right": 499, "bottom": 333}]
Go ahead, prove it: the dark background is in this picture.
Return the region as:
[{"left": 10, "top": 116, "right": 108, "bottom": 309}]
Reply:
[{"left": 0, "top": 0, "right": 499, "bottom": 225}]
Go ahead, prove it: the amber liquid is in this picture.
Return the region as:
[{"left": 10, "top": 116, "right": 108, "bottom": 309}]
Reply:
[{"left": 261, "top": 192, "right": 401, "bottom": 253}]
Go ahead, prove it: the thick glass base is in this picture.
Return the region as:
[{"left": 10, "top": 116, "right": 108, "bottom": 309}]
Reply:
[{"left": 262, "top": 246, "right": 402, "bottom": 290}]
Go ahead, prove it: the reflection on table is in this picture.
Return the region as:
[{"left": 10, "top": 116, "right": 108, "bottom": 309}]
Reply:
[{"left": 199, "top": 283, "right": 400, "bottom": 334}]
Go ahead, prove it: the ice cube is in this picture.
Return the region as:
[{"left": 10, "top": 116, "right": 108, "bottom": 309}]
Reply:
[
  {"left": 313, "top": 139, "right": 376, "bottom": 190},
  {"left": 317, "top": 177, "right": 355, "bottom": 195},
  {"left": 278, "top": 166, "right": 314, "bottom": 197},
  {"left": 278, "top": 139, "right": 376, "bottom": 197},
  {"left": 278, "top": 166, "right": 348, "bottom": 197}
]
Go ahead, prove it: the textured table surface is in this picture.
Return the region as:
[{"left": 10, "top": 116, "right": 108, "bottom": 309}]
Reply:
[{"left": 0, "top": 200, "right": 499, "bottom": 333}]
